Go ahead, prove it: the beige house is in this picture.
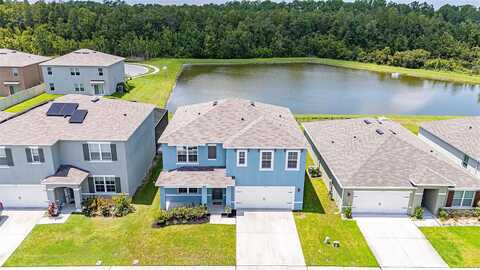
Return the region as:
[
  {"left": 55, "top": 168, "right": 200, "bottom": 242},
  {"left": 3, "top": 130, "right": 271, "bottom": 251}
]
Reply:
[{"left": 0, "top": 49, "right": 51, "bottom": 97}]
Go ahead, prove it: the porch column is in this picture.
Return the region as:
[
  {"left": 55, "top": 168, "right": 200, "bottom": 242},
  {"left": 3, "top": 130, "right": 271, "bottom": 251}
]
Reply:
[
  {"left": 159, "top": 187, "right": 166, "bottom": 210},
  {"left": 46, "top": 188, "right": 55, "bottom": 202},
  {"left": 73, "top": 188, "right": 82, "bottom": 211},
  {"left": 226, "top": 186, "right": 233, "bottom": 208},
  {"left": 201, "top": 186, "right": 208, "bottom": 206}
]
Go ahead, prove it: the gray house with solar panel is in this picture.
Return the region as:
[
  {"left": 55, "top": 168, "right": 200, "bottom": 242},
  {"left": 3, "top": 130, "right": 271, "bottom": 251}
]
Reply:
[{"left": 0, "top": 94, "right": 160, "bottom": 210}]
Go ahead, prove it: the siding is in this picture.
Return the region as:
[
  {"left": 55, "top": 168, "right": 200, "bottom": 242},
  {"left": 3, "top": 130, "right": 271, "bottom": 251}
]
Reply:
[{"left": 161, "top": 143, "right": 226, "bottom": 171}]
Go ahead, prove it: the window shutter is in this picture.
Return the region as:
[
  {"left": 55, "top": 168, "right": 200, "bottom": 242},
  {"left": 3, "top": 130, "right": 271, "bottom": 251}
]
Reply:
[
  {"left": 115, "top": 177, "right": 121, "bottom": 193},
  {"left": 111, "top": 144, "right": 117, "bottom": 161},
  {"left": 446, "top": 191, "right": 454, "bottom": 207},
  {"left": 82, "top": 144, "right": 90, "bottom": 161},
  {"left": 38, "top": 148, "right": 45, "bottom": 163},
  {"left": 25, "top": 148, "right": 32, "bottom": 163},
  {"left": 88, "top": 177, "right": 95, "bottom": 193},
  {"left": 5, "top": 148, "right": 14, "bottom": 166}
]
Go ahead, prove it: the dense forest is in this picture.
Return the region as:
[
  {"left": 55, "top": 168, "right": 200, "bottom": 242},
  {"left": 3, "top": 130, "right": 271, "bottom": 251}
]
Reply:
[{"left": 1, "top": 0, "right": 480, "bottom": 73}]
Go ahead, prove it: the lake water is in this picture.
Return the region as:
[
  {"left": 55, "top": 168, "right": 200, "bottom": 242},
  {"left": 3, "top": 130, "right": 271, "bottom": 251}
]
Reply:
[{"left": 167, "top": 63, "right": 480, "bottom": 115}]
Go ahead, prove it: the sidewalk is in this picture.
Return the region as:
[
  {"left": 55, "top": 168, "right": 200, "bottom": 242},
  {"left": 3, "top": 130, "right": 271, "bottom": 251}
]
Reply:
[{"left": 2, "top": 267, "right": 479, "bottom": 270}]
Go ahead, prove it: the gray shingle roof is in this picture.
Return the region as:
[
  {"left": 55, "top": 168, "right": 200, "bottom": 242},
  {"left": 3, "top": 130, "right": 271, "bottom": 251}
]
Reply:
[
  {"left": 160, "top": 98, "right": 308, "bottom": 149},
  {"left": 40, "top": 49, "right": 124, "bottom": 67},
  {"left": 0, "top": 95, "right": 155, "bottom": 146},
  {"left": 41, "top": 165, "right": 89, "bottom": 186},
  {"left": 421, "top": 117, "right": 480, "bottom": 161},
  {"left": 0, "top": 49, "right": 50, "bottom": 67},
  {"left": 156, "top": 167, "right": 235, "bottom": 188},
  {"left": 303, "top": 118, "right": 480, "bottom": 189},
  {"left": 0, "top": 111, "right": 13, "bottom": 122}
]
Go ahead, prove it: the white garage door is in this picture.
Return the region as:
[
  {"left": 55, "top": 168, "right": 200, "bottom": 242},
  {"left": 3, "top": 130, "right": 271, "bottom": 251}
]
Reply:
[
  {"left": 0, "top": 185, "right": 48, "bottom": 208},
  {"left": 352, "top": 190, "right": 411, "bottom": 215},
  {"left": 235, "top": 186, "right": 295, "bottom": 209}
]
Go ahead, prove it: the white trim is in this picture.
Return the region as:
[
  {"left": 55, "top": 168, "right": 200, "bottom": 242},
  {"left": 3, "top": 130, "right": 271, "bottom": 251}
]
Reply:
[
  {"left": 207, "top": 144, "right": 217, "bottom": 160},
  {"left": 176, "top": 146, "right": 199, "bottom": 164},
  {"left": 87, "top": 142, "right": 112, "bottom": 162},
  {"left": 451, "top": 190, "right": 475, "bottom": 208},
  {"left": 28, "top": 147, "right": 42, "bottom": 164},
  {"left": 237, "top": 150, "right": 248, "bottom": 167},
  {"left": 92, "top": 175, "right": 117, "bottom": 193},
  {"left": 259, "top": 150, "right": 274, "bottom": 171},
  {"left": 285, "top": 150, "right": 300, "bottom": 171}
]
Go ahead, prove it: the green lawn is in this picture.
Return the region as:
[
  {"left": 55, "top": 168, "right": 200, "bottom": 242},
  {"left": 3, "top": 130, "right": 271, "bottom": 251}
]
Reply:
[
  {"left": 4, "top": 93, "right": 62, "bottom": 113},
  {"left": 4, "top": 160, "right": 236, "bottom": 266},
  {"left": 296, "top": 114, "right": 457, "bottom": 134},
  {"left": 294, "top": 156, "right": 378, "bottom": 267},
  {"left": 420, "top": 226, "right": 480, "bottom": 268}
]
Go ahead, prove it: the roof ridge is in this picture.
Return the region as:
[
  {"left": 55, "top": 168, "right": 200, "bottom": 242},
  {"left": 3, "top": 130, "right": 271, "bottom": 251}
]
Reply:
[{"left": 223, "top": 116, "right": 265, "bottom": 146}]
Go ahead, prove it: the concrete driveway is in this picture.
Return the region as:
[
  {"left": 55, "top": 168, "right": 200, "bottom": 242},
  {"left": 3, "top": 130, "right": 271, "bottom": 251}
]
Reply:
[
  {"left": 355, "top": 216, "right": 448, "bottom": 268},
  {"left": 0, "top": 209, "right": 44, "bottom": 266},
  {"left": 236, "top": 210, "right": 305, "bottom": 267}
]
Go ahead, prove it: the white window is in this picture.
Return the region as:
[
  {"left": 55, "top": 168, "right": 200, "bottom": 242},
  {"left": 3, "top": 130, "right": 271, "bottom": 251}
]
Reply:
[
  {"left": 88, "top": 143, "right": 112, "bottom": 161},
  {"left": 49, "top": 83, "right": 55, "bottom": 91},
  {"left": 94, "top": 176, "right": 117, "bottom": 193},
  {"left": 74, "top": 83, "right": 80, "bottom": 92},
  {"left": 285, "top": 150, "right": 300, "bottom": 170},
  {"left": 259, "top": 150, "right": 274, "bottom": 171},
  {"left": 177, "top": 188, "right": 200, "bottom": 194},
  {"left": 452, "top": 191, "right": 475, "bottom": 207},
  {"left": 0, "top": 147, "right": 7, "bottom": 166},
  {"left": 207, "top": 144, "right": 217, "bottom": 160},
  {"left": 11, "top": 68, "right": 18, "bottom": 77},
  {"left": 70, "top": 67, "right": 80, "bottom": 76},
  {"left": 178, "top": 188, "right": 188, "bottom": 194},
  {"left": 47, "top": 67, "right": 52, "bottom": 75},
  {"left": 29, "top": 147, "right": 41, "bottom": 163},
  {"left": 462, "top": 155, "right": 469, "bottom": 168},
  {"left": 176, "top": 146, "right": 198, "bottom": 163},
  {"left": 98, "top": 68, "right": 103, "bottom": 76},
  {"left": 79, "top": 83, "right": 85, "bottom": 92},
  {"left": 237, "top": 150, "right": 247, "bottom": 167}
]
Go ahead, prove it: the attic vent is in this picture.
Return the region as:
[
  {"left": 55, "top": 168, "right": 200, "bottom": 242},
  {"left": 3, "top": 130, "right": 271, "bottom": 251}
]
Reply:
[
  {"left": 353, "top": 136, "right": 357, "bottom": 139},
  {"left": 363, "top": 119, "right": 372, "bottom": 125},
  {"left": 389, "top": 129, "right": 397, "bottom": 135},
  {"left": 91, "top": 97, "right": 100, "bottom": 103},
  {"left": 469, "top": 126, "right": 473, "bottom": 129},
  {"left": 250, "top": 101, "right": 255, "bottom": 107},
  {"left": 212, "top": 101, "right": 218, "bottom": 106},
  {"left": 430, "top": 150, "right": 434, "bottom": 153},
  {"left": 331, "top": 140, "right": 335, "bottom": 144},
  {"left": 241, "top": 117, "right": 245, "bottom": 121},
  {"left": 376, "top": 129, "right": 384, "bottom": 135},
  {"left": 279, "top": 114, "right": 282, "bottom": 118}
]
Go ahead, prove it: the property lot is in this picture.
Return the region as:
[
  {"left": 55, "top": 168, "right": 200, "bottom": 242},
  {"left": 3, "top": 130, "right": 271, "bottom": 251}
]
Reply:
[
  {"left": 356, "top": 216, "right": 447, "bottom": 268},
  {"left": 421, "top": 226, "right": 480, "bottom": 268},
  {"left": 236, "top": 210, "right": 305, "bottom": 267},
  {"left": 4, "top": 161, "right": 236, "bottom": 266}
]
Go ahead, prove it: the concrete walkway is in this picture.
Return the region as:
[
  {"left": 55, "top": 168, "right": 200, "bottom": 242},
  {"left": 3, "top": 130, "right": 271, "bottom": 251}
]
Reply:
[
  {"left": 355, "top": 216, "right": 448, "bottom": 268},
  {"left": 236, "top": 210, "right": 306, "bottom": 267},
  {"left": 0, "top": 209, "right": 44, "bottom": 266}
]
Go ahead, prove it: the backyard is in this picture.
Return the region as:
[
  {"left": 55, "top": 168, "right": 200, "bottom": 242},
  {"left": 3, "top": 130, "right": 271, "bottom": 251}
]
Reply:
[
  {"left": 4, "top": 160, "right": 236, "bottom": 266},
  {"left": 421, "top": 226, "right": 480, "bottom": 268},
  {"left": 293, "top": 156, "right": 378, "bottom": 267}
]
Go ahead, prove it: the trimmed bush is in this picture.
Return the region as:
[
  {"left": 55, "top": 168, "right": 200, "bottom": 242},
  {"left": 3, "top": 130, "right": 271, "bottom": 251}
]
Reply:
[
  {"left": 414, "top": 207, "right": 424, "bottom": 220},
  {"left": 154, "top": 205, "right": 209, "bottom": 227},
  {"left": 343, "top": 206, "right": 352, "bottom": 219},
  {"left": 82, "top": 195, "right": 135, "bottom": 218},
  {"left": 113, "top": 194, "right": 135, "bottom": 217}
]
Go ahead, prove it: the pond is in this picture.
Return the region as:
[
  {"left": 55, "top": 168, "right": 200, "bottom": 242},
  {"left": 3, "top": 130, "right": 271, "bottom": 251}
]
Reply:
[{"left": 167, "top": 63, "right": 480, "bottom": 115}]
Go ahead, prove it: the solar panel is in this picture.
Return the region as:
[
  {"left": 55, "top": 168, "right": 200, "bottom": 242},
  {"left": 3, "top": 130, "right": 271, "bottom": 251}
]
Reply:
[
  {"left": 69, "top": 110, "right": 88, "bottom": 124},
  {"left": 60, "top": 103, "right": 79, "bottom": 116},
  {"left": 46, "top": 103, "right": 66, "bottom": 116}
]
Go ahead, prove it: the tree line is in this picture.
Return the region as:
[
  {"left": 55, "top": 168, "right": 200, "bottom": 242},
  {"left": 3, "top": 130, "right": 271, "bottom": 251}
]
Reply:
[{"left": 1, "top": 0, "right": 480, "bottom": 73}]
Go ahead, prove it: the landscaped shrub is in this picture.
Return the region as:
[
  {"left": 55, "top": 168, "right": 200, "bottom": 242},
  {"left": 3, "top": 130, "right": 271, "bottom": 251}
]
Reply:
[
  {"left": 154, "top": 205, "right": 209, "bottom": 227},
  {"left": 113, "top": 194, "right": 135, "bottom": 217},
  {"left": 438, "top": 208, "right": 448, "bottom": 220},
  {"left": 343, "top": 206, "right": 352, "bottom": 219},
  {"left": 308, "top": 166, "right": 322, "bottom": 178},
  {"left": 414, "top": 207, "right": 424, "bottom": 219}
]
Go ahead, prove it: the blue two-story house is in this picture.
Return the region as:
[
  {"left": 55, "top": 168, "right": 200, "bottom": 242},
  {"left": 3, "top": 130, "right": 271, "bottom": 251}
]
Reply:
[{"left": 156, "top": 98, "right": 308, "bottom": 211}]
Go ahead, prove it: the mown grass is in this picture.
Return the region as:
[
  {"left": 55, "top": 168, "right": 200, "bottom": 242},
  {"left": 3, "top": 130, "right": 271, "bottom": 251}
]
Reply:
[
  {"left": 421, "top": 226, "right": 480, "bottom": 268},
  {"left": 5, "top": 159, "right": 236, "bottom": 266},
  {"left": 4, "top": 93, "right": 62, "bottom": 113}
]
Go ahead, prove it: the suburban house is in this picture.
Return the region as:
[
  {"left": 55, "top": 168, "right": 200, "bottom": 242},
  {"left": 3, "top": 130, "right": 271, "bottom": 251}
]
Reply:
[
  {"left": 303, "top": 118, "right": 480, "bottom": 216},
  {"left": 156, "top": 98, "right": 308, "bottom": 211},
  {"left": 420, "top": 117, "right": 480, "bottom": 178},
  {"left": 40, "top": 49, "right": 125, "bottom": 96},
  {"left": 0, "top": 95, "right": 159, "bottom": 210},
  {"left": 0, "top": 49, "right": 50, "bottom": 96}
]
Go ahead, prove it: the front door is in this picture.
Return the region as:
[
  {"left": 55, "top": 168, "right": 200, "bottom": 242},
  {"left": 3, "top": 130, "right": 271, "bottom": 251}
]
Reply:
[
  {"left": 93, "top": 84, "right": 104, "bottom": 95},
  {"left": 212, "top": 188, "right": 223, "bottom": 205},
  {"left": 8, "top": 85, "right": 18, "bottom": 95}
]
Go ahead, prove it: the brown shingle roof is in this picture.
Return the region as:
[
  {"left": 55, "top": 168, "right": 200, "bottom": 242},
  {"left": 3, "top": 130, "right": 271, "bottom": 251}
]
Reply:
[
  {"left": 41, "top": 165, "right": 89, "bottom": 186},
  {"left": 0, "top": 49, "right": 50, "bottom": 67},
  {"left": 0, "top": 111, "right": 13, "bottom": 122},
  {"left": 421, "top": 117, "right": 480, "bottom": 161},
  {"left": 0, "top": 95, "right": 155, "bottom": 146},
  {"left": 304, "top": 118, "right": 480, "bottom": 189},
  {"left": 40, "top": 49, "right": 124, "bottom": 67},
  {"left": 160, "top": 98, "right": 308, "bottom": 149}
]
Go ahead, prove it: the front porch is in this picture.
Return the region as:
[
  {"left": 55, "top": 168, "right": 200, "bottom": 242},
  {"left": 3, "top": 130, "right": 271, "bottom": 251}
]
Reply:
[{"left": 155, "top": 167, "right": 235, "bottom": 211}]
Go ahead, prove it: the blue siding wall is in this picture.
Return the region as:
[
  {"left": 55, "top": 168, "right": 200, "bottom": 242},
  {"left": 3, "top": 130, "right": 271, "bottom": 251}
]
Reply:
[
  {"left": 161, "top": 143, "right": 226, "bottom": 171},
  {"left": 226, "top": 149, "right": 306, "bottom": 210}
]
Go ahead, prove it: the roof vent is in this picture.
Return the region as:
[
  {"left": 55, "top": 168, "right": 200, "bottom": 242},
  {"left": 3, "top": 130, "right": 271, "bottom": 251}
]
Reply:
[
  {"left": 430, "top": 150, "right": 434, "bottom": 153},
  {"left": 279, "top": 114, "right": 282, "bottom": 118},
  {"left": 331, "top": 140, "right": 335, "bottom": 144},
  {"left": 241, "top": 117, "right": 245, "bottom": 121},
  {"left": 213, "top": 101, "right": 218, "bottom": 106},
  {"left": 376, "top": 129, "right": 384, "bottom": 135},
  {"left": 469, "top": 126, "right": 473, "bottom": 129},
  {"left": 91, "top": 97, "right": 100, "bottom": 103},
  {"left": 363, "top": 119, "right": 372, "bottom": 125},
  {"left": 389, "top": 129, "right": 397, "bottom": 135},
  {"left": 353, "top": 136, "right": 357, "bottom": 139},
  {"left": 123, "top": 113, "right": 127, "bottom": 117},
  {"left": 198, "top": 112, "right": 201, "bottom": 115},
  {"left": 250, "top": 101, "right": 255, "bottom": 107}
]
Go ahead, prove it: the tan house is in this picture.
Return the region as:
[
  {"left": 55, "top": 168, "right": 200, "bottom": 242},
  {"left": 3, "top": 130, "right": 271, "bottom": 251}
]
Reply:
[{"left": 0, "top": 49, "right": 51, "bottom": 97}]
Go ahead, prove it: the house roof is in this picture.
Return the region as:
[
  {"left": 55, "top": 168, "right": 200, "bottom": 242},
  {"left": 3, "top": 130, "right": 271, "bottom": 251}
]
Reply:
[
  {"left": 159, "top": 98, "right": 308, "bottom": 149},
  {"left": 303, "top": 118, "right": 480, "bottom": 189},
  {"left": 40, "top": 49, "right": 124, "bottom": 67},
  {"left": 0, "top": 95, "right": 155, "bottom": 146},
  {"left": 0, "top": 111, "right": 13, "bottom": 122},
  {"left": 0, "top": 49, "right": 51, "bottom": 67},
  {"left": 421, "top": 117, "right": 480, "bottom": 161},
  {"left": 41, "top": 165, "right": 89, "bottom": 186},
  {"left": 156, "top": 167, "right": 235, "bottom": 188}
]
